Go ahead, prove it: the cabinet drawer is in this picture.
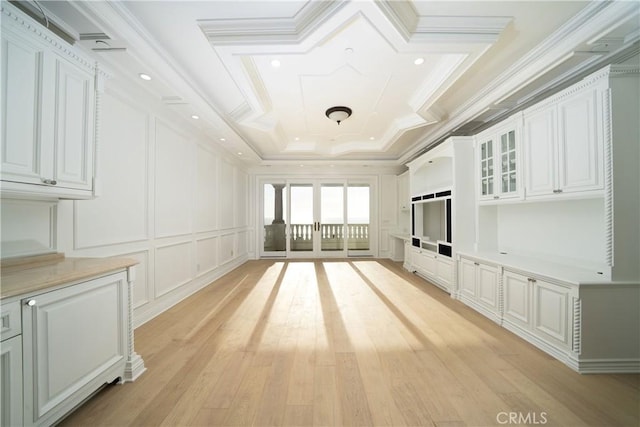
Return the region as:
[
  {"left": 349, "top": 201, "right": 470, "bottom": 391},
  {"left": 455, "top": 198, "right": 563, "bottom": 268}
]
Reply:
[{"left": 1, "top": 301, "right": 21, "bottom": 341}]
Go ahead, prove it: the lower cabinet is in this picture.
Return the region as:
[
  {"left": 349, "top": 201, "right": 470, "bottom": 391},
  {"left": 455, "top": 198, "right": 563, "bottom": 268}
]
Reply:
[
  {"left": 457, "top": 258, "right": 578, "bottom": 365},
  {"left": 502, "top": 269, "right": 577, "bottom": 366},
  {"left": 457, "top": 257, "right": 500, "bottom": 321},
  {"left": 411, "top": 248, "right": 454, "bottom": 292},
  {"left": 0, "top": 334, "right": 23, "bottom": 427},
  {"left": 21, "top": 272, "right": 129, "bottom": 426}
]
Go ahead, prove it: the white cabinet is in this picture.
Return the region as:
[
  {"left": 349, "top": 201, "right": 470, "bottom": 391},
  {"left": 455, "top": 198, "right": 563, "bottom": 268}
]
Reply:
[
  {"left": 21, "top": 272, "right": 129, "bottom": 426},
  {"left": 1, "top": 301, "right": 23, "bottom": 427},
  {"left": 1, "top": 3, "right": 98, "bottom": 200},
  {"left": 457, "top": 257, "right": 500, "bottom": 321},
  {"left": 502, "top": 270, "right": 575, "bottom": 354},
  {"left": 476, "top": 118, "right": 522, "bottom": 202},
  {"left": 523, "top": 86, "right": 603, "bottom": 198},
  {"left": 411, "top": 248, "right": 453, "bottom": 292}
]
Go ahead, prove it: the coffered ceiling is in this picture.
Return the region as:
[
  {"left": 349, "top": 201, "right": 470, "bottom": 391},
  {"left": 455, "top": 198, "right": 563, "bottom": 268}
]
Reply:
[{"left": 32, "top": 1, "right": 640, "bottom": 166}]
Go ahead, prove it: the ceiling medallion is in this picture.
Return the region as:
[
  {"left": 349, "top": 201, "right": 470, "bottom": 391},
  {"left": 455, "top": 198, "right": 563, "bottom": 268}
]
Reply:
[{"left": 325, "top": 106, "right": 352, "bottom": 125}]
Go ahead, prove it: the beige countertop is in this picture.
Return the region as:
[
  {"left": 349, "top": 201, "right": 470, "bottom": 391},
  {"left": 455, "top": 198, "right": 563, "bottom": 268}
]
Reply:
[{"left": 1, "top": 253, "right": 138, "bottom": 300}]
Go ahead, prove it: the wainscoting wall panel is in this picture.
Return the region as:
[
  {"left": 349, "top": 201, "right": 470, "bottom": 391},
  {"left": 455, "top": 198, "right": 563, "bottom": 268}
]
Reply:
[
  {"left": 74, "top": 93, "right": 149, "bottom": 249},
  {"left": 196, "top": 236, "right": 218, "bottom": 276},
  {"left": 155, "top": 241, "right": 193, "bottom": 297},
  {"left": 47, "top": 84, "right": 251, "bottom": 326},
  {"left": 154, "top": 120, "right": 193, "bottom": 239},
  {"left": 219, "top": 160, "right": 235, "bottom": 230},
  {"left": 195, "top": 146, "right": 218, "bottom": 233}
]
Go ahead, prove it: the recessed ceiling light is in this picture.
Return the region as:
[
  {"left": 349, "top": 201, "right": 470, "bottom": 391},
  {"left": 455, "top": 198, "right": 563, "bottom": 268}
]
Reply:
[
  {"left": 219, "top": 137, "right": 226, "bottom": 142},
  {"left": 414, "top": 58, "right": 425, "bottom": 65},
  {"left": 139, "top": 73, "right": 151, "bottom": 81},
  {"left": 271, "top": 59, "right": 281, "bottom": 68},
  {"left": 294, "top": 137, "right": 300, "bottom": 141},
  {"left": 191, "top": 115, "right": 199, "bottom": 120},
  {"left": 345, "top": 48, "right": 354, "bottom": 54},
  {"left": 237, "top": 152, "right": 243, "bottom": 156},
  {"left": 369, "top": 136, "right": 375, "bottom": 140}
]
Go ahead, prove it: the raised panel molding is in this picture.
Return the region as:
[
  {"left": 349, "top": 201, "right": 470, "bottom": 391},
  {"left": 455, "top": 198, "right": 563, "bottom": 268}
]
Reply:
[
  {"left": 73, "top": 92, "right": 149, "bottom": 249},
  {"left": 504, "top": 272, "right": 529, "bottom": 325},
  {"left": 196, "top": 236, "right": 218, "bottom": 276},
  {"left": 154, "top": 120, "right": 193, "bottom": 238},
  {"left": 54, "top": 58, "right": 93, "bottom": 188},
  {"left": 534, "top": 282, "right": 568, "bottom": 344},
  {"left": 154, "top": 241, "right": 193, "bottom": 297}
]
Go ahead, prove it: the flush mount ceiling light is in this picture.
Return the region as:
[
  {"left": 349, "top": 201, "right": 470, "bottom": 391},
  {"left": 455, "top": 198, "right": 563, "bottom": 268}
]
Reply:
[
  {"left": 138, "top": 73, "right": 151, "bottom": 81},
  {"left": 325, "top": 106, "right": 352, "bottom": 125}
]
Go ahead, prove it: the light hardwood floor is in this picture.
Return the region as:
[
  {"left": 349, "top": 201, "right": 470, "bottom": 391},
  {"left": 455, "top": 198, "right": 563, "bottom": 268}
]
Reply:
[{"left": 61, "top": 259, "right": 639, "bottom": 426}]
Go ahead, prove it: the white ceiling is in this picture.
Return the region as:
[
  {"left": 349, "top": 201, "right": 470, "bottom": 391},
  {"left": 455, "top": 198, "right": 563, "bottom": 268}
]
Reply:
[{"left": 36, "top": 0, "right": 640, "bottom": 166}]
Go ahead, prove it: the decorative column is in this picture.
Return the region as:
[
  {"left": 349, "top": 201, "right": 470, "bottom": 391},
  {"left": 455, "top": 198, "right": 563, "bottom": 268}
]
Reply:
[{"left": 123, "top": 265, "right": 146, "bottom": 382}]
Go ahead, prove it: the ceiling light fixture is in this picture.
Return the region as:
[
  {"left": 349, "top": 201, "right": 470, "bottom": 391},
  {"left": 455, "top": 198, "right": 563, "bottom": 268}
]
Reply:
[
  {"left": 191, "top": 115, "right": 199, "bottom": 120},
  {"left": 271, "top": 59, "right": 281, "bottom": 68},
  {"left": 325, "top": 106, "right": 352, "bottom": 125},
  {"left": 414, "top": 57, "right": 424, "bottom": 65},
  {"left": 139, "top": 73, "right": 151, "bottom": 81}
]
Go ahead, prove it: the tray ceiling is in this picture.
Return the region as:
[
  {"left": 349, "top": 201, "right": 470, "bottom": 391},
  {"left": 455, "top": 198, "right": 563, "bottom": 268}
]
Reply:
[{"left": 38, "top": 0, "right": 640, "bottom": 165}]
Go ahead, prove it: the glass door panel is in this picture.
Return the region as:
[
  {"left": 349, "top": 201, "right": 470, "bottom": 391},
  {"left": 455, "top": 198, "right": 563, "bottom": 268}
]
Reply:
[
  {"left": 320, "top": 184, "right": 345, "bottom": 253},
  {"left": 347, "top": 184, "right": 370, "bottom": 254},
  {"left": 289, "top": 184, "right": 314, "bottom": 253}
]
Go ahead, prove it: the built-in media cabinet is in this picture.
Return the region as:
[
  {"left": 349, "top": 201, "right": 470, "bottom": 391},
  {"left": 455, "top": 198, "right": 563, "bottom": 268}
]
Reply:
[{"left": 403, "top": 65, "right": 639, "bottom": 373}]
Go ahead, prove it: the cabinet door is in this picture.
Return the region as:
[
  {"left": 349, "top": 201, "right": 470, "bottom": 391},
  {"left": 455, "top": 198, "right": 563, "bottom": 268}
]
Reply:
[
  {"left": 503, "top": 270, "right": 531, "bottom": 329},
  {"left": 477, "top": 263, "right": 499, "bottom": 311},
  {"left": 0, "top": 335, "right": 23, "bottom": 427},
  {"left": 478, "top": 138, "right": 495, "bottom": 200},
  {"left": 435, "top": 257, "right": 453, "bottom": 289},
  {"left": 53, "top": 56, "right": 95, "bottom": 191},
  {"left": 524, "top": 107, "right": 557, "bottom": 197},
  {"left": 22, "top": 273, "right": 127, "bottom": 424},
  {"left": 497, "top": 129, "right": 518, "bottom": 197},
  {"left": 532, "top": 279, "right": 571, "bottom": 349},
  {"left": 412, "top": 249, "right": 436, "bottom": 277},
  {"left": 458, "top": 258, "right": 477, "bottom": 298},
  {"left": 1, "top": 30, "right": 55, "bottom": 185},
  {"left": 556, "top": 88, "right": 602, "bottom": 193}
]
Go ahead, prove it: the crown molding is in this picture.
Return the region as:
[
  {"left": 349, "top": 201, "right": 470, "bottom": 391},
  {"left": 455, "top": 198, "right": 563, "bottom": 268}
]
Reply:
[
  {"left": 399, "top": 0, "right": 640, "bottom": 165},
  {"left": 375, "top": 0, "right": 511, "bottom": 44},
  {"left": 198, "top": 0, "right": 348, "bottom": 45}
]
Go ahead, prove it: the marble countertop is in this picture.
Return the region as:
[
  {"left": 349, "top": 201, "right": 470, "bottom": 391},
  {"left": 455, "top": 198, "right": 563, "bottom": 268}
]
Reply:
[{"left": 1, "top": 253, "right": 138, "bottom": 300}]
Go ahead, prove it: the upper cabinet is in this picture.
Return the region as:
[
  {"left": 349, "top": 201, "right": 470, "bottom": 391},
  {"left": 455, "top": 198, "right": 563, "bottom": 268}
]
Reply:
[
  {"left": 1, "top": 4, "right": 101, "bottom": 200},
  {"left": 476, "top": 116, "right": 522, "bottom": 202},
  {"left": 524, "top": 85, "right": 602, "bottom": 198}
]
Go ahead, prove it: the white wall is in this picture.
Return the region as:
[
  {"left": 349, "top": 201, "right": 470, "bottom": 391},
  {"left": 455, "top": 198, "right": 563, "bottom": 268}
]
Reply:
[
  {"left": 6, "top": 85, "right": 252, "bottom": 327},
  {"left": 495, "top": 198, "right": 606, "bottom": 268}
]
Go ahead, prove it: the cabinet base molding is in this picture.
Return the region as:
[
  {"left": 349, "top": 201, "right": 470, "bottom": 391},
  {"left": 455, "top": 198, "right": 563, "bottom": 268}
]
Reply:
[
  {"left": 413, "top": 270, "right": 450, "bottom": 294},
  {"left": 123, "top": 352, "right": 146, "bottom": 382},
  {"left": 570, "top": 358, "right": 640, "bottom": 374},
  {"left": 455, "top": 293, "right": 502, "bottom": 325}
]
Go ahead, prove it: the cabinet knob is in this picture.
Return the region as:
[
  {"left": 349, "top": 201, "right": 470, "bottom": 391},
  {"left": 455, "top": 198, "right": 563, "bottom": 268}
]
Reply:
[
  {"left": 493, "top": 195, "right": 499, "bottom": 199},
  {"left": 26, "top": 299, "right": 36, "bottom": 306},
  {"left": 42, "top": 179, "right": 57, "bottom": 186}
]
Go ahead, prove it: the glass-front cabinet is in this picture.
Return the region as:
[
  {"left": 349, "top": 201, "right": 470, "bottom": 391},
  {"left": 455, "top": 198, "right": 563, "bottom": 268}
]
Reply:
[{"left": 476, "top": 115, "right": 522, "bottom": 202}]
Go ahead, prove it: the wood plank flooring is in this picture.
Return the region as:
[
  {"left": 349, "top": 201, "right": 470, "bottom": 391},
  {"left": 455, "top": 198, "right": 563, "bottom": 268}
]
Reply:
[{"left": 61, "top": 259, "right": 640, "bottom": 427}]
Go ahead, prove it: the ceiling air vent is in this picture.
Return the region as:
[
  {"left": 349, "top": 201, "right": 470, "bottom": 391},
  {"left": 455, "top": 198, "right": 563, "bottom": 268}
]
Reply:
[{"left": 9, "top": 0, "right": 76, "bottom": 45}]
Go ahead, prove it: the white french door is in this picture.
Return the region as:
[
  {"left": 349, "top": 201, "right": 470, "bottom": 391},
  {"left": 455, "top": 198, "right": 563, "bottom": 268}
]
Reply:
[{"left": 260, "top": 178, "right": 375, "bottom": 258}]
